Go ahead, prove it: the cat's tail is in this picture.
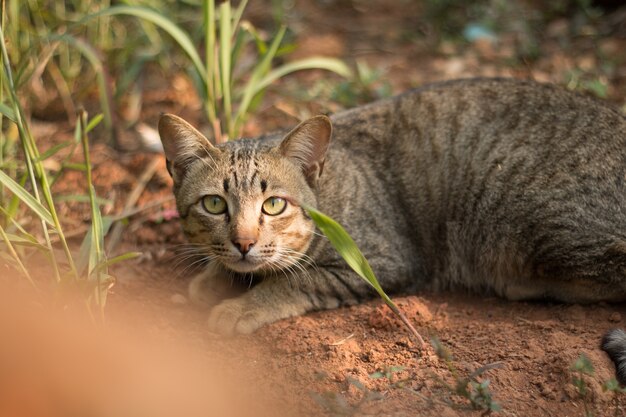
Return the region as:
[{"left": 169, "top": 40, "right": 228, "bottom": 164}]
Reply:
[{"left": 602, "top": 329, "right": 626, "bottom": 385}]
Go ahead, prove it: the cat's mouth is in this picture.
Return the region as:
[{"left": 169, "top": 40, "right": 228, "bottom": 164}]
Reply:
[{"left": 222, "top": 256, "right": 266, "bottom": 273}]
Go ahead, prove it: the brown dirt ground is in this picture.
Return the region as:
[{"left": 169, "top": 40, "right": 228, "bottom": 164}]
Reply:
[{"left": 7, "top": 1, "right": 626, "bottom": 416}]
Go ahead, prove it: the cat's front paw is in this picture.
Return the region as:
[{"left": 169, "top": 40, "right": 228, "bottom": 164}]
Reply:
[{"left": 207, "top": 297, "right": 275, "bottom": 336}]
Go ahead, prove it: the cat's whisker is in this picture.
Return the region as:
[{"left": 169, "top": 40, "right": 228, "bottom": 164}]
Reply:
[{"left": 178, "top": 255, "right": 219, "bottom": 277}]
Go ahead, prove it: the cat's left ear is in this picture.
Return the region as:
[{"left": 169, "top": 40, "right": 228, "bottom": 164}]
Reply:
[
  {"left": 279, "top": 115, "right": 332, "bottom": 187},
  {"left": 158, "top": 113, "right": 219, "bottom": 182}
]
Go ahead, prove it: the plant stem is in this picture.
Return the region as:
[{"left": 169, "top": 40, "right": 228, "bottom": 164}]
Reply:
[
  {"left": 219, "top": 1, "right": 233, "bottom": 139},
  {"left": 0, "top": 21, "right": 78, "bottom": 281},
  {"left": 203, "top": 0, "right": 217, "bottom": 125}
]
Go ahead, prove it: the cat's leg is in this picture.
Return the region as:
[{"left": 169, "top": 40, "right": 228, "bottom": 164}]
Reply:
[
  {"left": 206, "top": 265, "right": 374, "bottom": 335},
  {"left": 188, "top": 262, "right": 235, "bottom": 306}
]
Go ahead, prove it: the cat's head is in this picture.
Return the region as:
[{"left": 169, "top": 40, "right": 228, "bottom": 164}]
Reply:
[{"left": 158, "top": 114, "right": 331, "bottom": 274}]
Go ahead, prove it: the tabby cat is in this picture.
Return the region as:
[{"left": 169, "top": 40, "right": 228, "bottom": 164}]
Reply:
[{"left": 158, "top": 78, "right": 626, "bottom": 381}]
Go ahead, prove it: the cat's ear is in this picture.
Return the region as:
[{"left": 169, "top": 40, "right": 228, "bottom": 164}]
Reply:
[
  {"left": 279, "top": 115, "right": 332, "bottom": 187},
  {"left": 158, "top": 113, "right": 219, "bottom": 181}
]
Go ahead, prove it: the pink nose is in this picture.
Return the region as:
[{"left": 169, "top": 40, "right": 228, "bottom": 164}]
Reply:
[{"left": 232, "top": 237, "right": 256, "bottom": 255}]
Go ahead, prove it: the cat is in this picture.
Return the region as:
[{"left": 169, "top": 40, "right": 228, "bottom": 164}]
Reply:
[{"left": 158, "top": 78, "right": 626, "bottom": 380}]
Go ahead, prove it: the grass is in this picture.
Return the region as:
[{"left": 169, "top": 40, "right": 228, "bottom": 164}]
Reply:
[
  {"left": 0, "top": 11, "right": 138, "bottom": 318},
  {"left": 81, "top": 0, "right": 351, "bottom": 142},
  {"left": 570, "top": 354, "right": 626, "bottom": 417}
]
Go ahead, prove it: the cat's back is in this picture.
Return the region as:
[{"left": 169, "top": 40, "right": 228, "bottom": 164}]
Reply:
[{"left": 322, "top": 78, "right": 626, "bottom": 296}]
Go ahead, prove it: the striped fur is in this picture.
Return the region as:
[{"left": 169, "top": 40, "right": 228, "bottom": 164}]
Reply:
[
  {"left": 158, "top": 78, "right": 626, "bottom": 372},
  {"left": 602, "top": 330, "right": 626, "bottom": 385}
]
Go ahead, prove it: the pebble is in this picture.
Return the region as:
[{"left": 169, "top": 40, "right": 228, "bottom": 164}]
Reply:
[
  {"left": 609, "top": 312, "right": 622, "bottom": 323},
  {"left": 170, "top": 293, "right": 187, "bottom": 305}
]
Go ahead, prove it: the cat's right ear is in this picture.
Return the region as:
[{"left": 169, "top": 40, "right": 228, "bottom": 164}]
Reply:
[
  {"left": 279, "top": 115, "right": 332, "bottom": 188},
  {"left": 158, "top": 114, "right": 219, "bottom": 182}
]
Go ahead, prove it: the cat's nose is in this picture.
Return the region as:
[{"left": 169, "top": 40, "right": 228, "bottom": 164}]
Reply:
[{"left": 232, "top": 237, "right": 256, "bottom": 255}]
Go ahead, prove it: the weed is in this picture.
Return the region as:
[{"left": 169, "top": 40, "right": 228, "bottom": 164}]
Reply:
[
  {"left": 370, "top": 365, "right": 407, "bottom": 387},
  {"left": 0, "top": 16, "right": 138, "bottom": 317},
  {"left": 603, "top": 378, "right": 626, "bottom": 417},
  {"left": 567, "top": 352, "right": 626, "bottom": 416},
  {"left": 311, "top": 375, "right": 382, "bottom": 417},
  {"left": 82, "top": 0, "right": 351, "bottom": 142},
  {"left": 426, "top": 338, "right": 502, "bottom": 414}
]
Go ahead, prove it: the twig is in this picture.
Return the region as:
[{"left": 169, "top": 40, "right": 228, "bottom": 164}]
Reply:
[
  {"left": 105, "top": 157, "right": 161, "bottom": 253},
  {"left": 329, "top": 333, "right": 355, "bottom": 346}
]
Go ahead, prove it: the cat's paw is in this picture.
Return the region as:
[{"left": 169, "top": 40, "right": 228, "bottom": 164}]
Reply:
[{"left": 207, "top": 297, "right": 274, "bottom": 336}]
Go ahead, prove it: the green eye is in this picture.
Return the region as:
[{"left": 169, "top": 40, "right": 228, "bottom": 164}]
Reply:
[
  {"left": 202, "top": 195, "right": 227, "bottom": 214},
  {"left": 262, "top": 197, "right": 287, "bottom": 216}
]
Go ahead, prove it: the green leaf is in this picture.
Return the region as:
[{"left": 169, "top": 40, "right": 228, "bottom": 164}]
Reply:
[
  {"left": 303, "top": 204, "right": 392, "bottom": 304},
  {"left": 48, "top": 34, "right": 113, "bottom": 133},
  {"left": 571, "top": 354, "right": 595, "bottom": 375},
  {"left": 62, "top": 162, "right": 87, "bottom": 171},
  {"left": 77, "top": 216, "right": 114, "bottom": 277},
  {"left": 231, "top": 0, "right": 249, "bottom": 37},
  {"left": 97, "top": 251, "right": 142, "bottom": 270},
  {"left": 0, "top": 170, "right": 54, "bottom": 225},
  {"left": 55, "top": 194, "right": 112, "bottom": 206},
  {"left": 254, "top": 57, "right": 352, "bottom": 96},
  {"left": 219, "top": 1, "right": 233, "bottom": 137},
  {"left": 0, "top": 102, "right": 16, "bottom": 121},
  {"left": 233, "top": 25, "right": 287, "bottom": 135},
  {"left": 35, "top": 142, "right": 72, "bottom": 162},
  {"left": 2, "top": 232, "right": 47, "bottom": 250},
  {"left": 86, "top": 113, "right": 104, "bottom": 133}
]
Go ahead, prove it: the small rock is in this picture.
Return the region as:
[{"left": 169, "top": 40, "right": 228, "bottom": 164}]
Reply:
[
  {"left": 609, "top": 312, "right": 622, "bottom": 323},
  {"left": 170, "top": 293, "right": 187, "bottom": 305}
]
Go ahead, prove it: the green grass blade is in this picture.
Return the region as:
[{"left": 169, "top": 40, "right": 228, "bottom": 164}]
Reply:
[
  {"left": 0, "top": 102, "right": 15, "bottom": 121},
  {"left": 0, "top": 222, "right": 36, "bottom": 286},
  {"left": 254, "top": 57, "right": 352, "bottom": 96},
  {"left": 86, "top": 113, "right": 104, "bottom": 133},
  {"left": 88, "top": 186, "right": 104, "bottom": 276},
  {"left": 2, "top": 232, "right": 48, "bottom": 250},
  {"left": 77, "top": 5, "right": 207, "bottom": 86},
  {"left": 219, "top": 1, "right": 233, "bottom": 138},
  {"left": 79, "top": 110, "right": 109, "bottom": 312},
  {"left": 304, "top": 205, "right": 425, "bottom": 346},
  {"left": 203, "top": 0, "right": 217, "bottom": 123},
  {"left": 231, "top": 0, "right": 249, "bottom": 37},
  {"left": 35, "top": 142, "right": 72, "bottom": 162},
  {"left": 55, "top": 194, "right": 112, "bottom": 206},
  {"left": 0, "top": 170, "right": 54, "bottom": 225},
  {"left": 96, "top": 251, "right": 141, "bottom": 271},
  {"left": 240, "top": 21, "right": 268, "bottom": 54},
  {"left": 77, "top": 216, "right": 114, "bottom": 277},
  {"left": 233, "top": 25, "right": 287, "bottom": 136},
  {"left": 304, "top": 205, "right": 389, "bottom": 299},
  {"left": 49, "top": 34, "right": 113, "bottom": 134}
]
